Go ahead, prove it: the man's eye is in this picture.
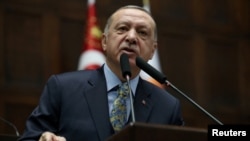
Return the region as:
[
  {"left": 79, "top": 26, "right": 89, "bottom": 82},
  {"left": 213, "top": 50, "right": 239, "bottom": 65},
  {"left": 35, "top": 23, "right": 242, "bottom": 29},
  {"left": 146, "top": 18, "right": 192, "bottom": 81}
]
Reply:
[
  {"left": 117, "top": 27, "right": 127, "bottom": 33},
  {"left": 138, "top": 31, "right": 148, "bottom": 37}
]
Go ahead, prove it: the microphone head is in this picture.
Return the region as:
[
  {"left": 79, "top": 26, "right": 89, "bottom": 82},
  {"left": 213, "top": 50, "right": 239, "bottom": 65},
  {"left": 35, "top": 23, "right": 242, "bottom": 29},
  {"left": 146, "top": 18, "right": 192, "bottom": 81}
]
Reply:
[
  {"left": 136, "top": 56, "right": 167, "bottom": 84},
  {"left": 120, "top": 53, "right": 132, "bottom": 78}
]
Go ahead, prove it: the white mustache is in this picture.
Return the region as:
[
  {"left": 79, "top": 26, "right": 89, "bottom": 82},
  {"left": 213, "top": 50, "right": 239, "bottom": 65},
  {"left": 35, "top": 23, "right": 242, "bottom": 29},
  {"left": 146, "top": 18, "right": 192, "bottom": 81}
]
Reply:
[{"left": 120, "top": 45, "right": 136, "bottom": 53}]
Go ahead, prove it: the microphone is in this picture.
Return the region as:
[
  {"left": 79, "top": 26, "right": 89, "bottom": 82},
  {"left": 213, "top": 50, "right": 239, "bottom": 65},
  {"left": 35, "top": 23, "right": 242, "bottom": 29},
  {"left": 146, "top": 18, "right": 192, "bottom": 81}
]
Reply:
[
  {"left": 0, "top": 116, "right": 20, "bottom": 136},
  {"left": 136, "top": 57, "right": 167, "bottom": 84},
  {"left": 120, "top": 53, "right": 132, "bottom": 79},
  {"left": 120, "top": 53, "right": 136, "bottom": 123},
  {"left": 136, "top": 56, "right": 223, "bottom": 125}
]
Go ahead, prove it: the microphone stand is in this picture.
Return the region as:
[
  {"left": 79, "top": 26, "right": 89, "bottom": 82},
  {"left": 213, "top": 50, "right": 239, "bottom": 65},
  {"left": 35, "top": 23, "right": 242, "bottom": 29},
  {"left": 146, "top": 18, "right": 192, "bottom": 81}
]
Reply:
[
  {"left": 0, "top": 116, "right": 20, "bottom": 136},
  {"left": 120, "top": 53, "right": 136, "bottom": 123},
  {"left": 135, "top": 56, "right": 223, "bottom": 125},
  {"left": 165, "top": 80, "right": 223, "bottom": 125},
  {"left": 125, "top": 75, "right": 136, "bottom": 123}
]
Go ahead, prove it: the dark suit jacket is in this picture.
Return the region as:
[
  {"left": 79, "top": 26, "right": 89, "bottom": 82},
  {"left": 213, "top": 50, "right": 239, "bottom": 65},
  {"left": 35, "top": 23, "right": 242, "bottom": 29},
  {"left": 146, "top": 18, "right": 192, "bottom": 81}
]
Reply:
[{"left": 18, "top": 67, "right": 184, "bottom": 141}]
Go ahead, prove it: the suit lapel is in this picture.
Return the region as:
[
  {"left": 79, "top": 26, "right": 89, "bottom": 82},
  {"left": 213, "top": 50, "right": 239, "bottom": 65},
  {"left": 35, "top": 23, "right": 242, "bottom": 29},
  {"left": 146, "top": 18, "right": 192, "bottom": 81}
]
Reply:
[
  {"left": 83, "top": 68, "right": 113, "bottom": 140},
  {"left": 133, "top": 79, "right": 154, "bottom": 122}
]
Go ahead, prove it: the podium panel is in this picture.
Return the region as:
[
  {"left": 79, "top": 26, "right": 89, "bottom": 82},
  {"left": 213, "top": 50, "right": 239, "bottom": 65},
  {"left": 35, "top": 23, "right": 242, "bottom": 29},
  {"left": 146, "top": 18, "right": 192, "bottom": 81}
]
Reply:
[{"left": 107, "top": 122, "right": 207, "bottom": 141}]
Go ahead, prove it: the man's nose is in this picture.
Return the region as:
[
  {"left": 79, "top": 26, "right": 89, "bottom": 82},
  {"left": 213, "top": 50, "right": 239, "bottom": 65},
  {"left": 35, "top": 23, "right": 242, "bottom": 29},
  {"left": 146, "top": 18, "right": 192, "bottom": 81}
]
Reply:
[{"left": 126, "top": 29, "right": 137, "bottom": 44}]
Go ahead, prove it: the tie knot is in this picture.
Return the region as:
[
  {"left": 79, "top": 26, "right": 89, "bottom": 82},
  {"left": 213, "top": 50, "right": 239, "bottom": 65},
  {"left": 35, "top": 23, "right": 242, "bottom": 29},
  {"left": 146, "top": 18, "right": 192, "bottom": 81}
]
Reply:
[{"left": 118, "top": 82, "right": 129, "bottom": 97}]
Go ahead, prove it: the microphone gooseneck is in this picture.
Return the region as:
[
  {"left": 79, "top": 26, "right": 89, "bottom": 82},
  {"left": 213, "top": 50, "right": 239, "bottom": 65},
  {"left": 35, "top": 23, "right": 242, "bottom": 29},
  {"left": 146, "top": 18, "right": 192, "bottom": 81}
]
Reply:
[
  {"left": 120, "top": 53, "right": 136, "bottom": 123},
  {"left": 136, "top": 56, "right": 223, "bottom": 125},
  {"left": 0, "top": 116, "right": 20, "bottom": 136}
]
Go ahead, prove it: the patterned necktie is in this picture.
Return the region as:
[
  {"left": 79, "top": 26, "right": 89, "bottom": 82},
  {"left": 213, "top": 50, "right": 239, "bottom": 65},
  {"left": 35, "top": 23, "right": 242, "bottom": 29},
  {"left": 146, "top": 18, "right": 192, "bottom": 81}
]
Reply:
[{"left": 110, "top": 82, "right": 129, "bottom": 132}]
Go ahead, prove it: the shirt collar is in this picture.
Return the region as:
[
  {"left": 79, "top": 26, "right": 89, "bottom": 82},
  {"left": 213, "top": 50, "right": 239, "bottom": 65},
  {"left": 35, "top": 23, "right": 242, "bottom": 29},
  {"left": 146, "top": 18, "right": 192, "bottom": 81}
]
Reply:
[{"left": 103, "top": 63, "right": 139, "bottom": 95}]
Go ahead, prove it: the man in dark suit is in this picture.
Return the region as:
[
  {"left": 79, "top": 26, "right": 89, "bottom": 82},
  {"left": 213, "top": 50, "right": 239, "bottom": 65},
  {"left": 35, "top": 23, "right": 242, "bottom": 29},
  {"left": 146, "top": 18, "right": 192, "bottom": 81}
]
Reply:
[{"left": 18, "top": 5, "right": 184, "bottom": 141}]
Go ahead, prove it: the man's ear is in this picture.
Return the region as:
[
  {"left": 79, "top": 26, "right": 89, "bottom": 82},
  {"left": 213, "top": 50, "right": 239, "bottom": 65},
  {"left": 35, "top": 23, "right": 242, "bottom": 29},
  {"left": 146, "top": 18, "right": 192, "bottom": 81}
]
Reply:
[
  {"left": 101, "top": 34, "right": 107, "bottom": 51},
  {"left": 150, "top": 42, "right": 158, "bottom": 59}
]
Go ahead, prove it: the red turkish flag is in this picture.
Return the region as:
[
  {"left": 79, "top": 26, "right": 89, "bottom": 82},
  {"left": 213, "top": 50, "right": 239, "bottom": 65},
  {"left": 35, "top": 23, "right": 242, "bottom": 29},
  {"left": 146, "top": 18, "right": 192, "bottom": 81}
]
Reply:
[{"left": 77, "top": 0, "right": 105, "bottom": 70}]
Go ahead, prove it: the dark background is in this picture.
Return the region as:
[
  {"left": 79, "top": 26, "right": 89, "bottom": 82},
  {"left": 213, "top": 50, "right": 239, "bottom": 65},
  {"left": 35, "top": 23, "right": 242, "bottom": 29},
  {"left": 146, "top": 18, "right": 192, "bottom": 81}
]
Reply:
[{"left": 0, "top": 0, "right": 249, "bottom": 136}]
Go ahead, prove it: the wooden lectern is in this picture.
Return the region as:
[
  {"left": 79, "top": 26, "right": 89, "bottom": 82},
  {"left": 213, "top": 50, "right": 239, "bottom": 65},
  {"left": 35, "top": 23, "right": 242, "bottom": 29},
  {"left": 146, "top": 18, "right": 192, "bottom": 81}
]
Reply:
[{"left": 106, "top": 122, "right": 207, "bottom": 141}]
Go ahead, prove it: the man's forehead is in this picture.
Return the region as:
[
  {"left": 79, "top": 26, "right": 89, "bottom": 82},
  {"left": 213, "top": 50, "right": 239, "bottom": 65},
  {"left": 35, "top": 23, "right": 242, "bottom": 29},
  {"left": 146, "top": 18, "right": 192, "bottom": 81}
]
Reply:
[
  {"left": 112, "top": 8, "right": 155, "bottom": 25},
  {"left": 114, "top": 8, "right": 151, "bottom": 18}
]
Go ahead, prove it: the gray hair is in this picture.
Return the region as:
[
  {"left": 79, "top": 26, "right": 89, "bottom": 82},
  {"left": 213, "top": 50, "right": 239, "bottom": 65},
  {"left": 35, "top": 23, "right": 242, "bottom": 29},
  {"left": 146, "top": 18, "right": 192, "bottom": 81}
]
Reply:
[{"left": 103, "top": 5, "right": 158, "bottom": 41}]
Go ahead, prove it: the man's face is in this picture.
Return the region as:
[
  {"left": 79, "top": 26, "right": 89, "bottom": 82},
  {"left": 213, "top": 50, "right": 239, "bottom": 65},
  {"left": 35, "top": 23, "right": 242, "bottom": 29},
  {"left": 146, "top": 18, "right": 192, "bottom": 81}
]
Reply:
[{"left": 102, "top": 8, "right": 157, "bottom": 72}]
